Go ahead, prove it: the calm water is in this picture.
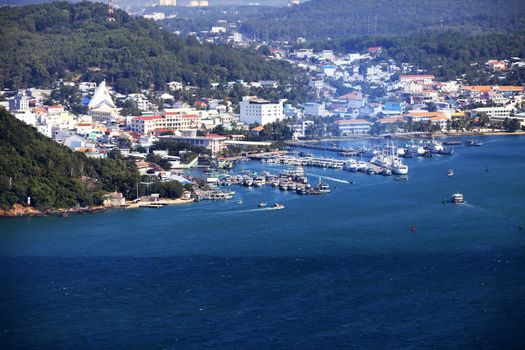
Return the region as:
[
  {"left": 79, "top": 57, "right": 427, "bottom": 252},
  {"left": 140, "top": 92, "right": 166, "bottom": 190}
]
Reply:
[{"left": 1, "top": 136, "right": 525, "bottom": 349}]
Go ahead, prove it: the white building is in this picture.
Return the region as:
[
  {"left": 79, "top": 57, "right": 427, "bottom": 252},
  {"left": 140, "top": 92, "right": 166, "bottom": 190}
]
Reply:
[
  {"left": 88, "top": 81, "right": 119, "bottom": 123},
  {"left": 473, "top": 106, "right": 514, "bottom": 123},
  {"left": 239, "top": 96, "right": 286, "bottom": 125},
  {"left": 304, "top": 102, "right": 329, "bottom": 117},
  {"left": 337, "top": 119, "right": 371, "bottom": 135},
  {"left": 159, "top": 0, "right": 176, "bottom": 5}
]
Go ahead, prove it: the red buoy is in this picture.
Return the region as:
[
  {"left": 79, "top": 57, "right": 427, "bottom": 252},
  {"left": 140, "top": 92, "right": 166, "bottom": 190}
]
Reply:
[{"left": 411, "top": 224, "right": 415, "bottom": 233}]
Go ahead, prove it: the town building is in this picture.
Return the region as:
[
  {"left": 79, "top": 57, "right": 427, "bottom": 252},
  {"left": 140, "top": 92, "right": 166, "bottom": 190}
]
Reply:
[
  {"left": 239, "top": 96, "right": 285, "bottom": 125},
  {"left": 304, "top": 102, "right": 329, "bottom": 117},
  {"left": 337, "top": 119, "right": 372, "bottom": 135},
  {"left": 473, "top": 106, "right": 514, "bottom": 123},
  {"left": 88, "top": 80, "right": 120, "bottom": 123}
]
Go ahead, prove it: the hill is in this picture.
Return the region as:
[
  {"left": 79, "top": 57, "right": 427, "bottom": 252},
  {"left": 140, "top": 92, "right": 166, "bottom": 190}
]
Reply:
[
  {"left": 0, "top": 108, "right": 139, "bottom": 212},
  {"left": 309, "top": 31, "right": 525, "bottom": 84},
  {"left": 238, "top": 0, "right": 525, "bottom": 40},
  {"left": 0, "top": 1, "right": 295, "bottom": 92}
]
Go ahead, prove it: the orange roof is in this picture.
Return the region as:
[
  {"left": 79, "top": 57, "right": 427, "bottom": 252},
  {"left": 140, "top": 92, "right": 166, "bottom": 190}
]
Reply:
[
  {"left": 497, "top": 86, "right": 524, "bottom": 92},
  {"left": 462, "top": 86, "right": 492, "bottom": 92},
  {"left": 206, "top": 133, "right": 226, "bottom": 139},
  {"left": 251, "top": 126, "right": 264, "bottom": 132},
  {"left": 182, "top": 114, "right": 200, "bottom": 119},
  {"left": 405, "top": 111, "right": 445, "bottom": 118},
  {"left": 133, "top": 116, "right": 163, "bottom": 121},
  {"left": 430, "top": 116, "right": 449, "bottom": 121},
  {"left": 338, "top": 92, "right": 362, "bottom": 100}
]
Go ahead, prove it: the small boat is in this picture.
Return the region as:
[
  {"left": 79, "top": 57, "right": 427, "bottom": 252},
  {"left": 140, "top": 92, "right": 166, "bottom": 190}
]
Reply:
[
  {"left": 272, "top": 203, "right": 285, "bottom": 210},
  {"left": 257, "top": 202, "right": 267, "bottom": 208},
  {"left": 465, "top": 140, "right": 483, "bottom": 147},
  {"left": 381, "top": 168, "right": 392, "bottom": 176},
  {"left": 451, "top": 193, "right": 464, "bottom": 204},
  {"left": 236, "top": 200, "right": 243, "bottom": 204},
  {"left": 316, "top": 182, "right": 331, "bottom": 193},
  {"left": 448, "top": 169, "right": 454, "bottom": 177}
]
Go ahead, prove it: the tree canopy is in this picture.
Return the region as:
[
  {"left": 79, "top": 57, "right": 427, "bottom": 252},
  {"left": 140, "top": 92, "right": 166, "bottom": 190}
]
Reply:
[
  {"left": 0, "top": 1, "right": 296, "bottom": 92},
  {"left": 0, "top": 108, "right": 140, "bottom": 210}
]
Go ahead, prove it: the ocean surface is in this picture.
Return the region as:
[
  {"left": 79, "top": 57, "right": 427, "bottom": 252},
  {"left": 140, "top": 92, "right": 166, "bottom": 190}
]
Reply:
[{"left": 1, "top": 135, "right": 525, "bottom": 349}]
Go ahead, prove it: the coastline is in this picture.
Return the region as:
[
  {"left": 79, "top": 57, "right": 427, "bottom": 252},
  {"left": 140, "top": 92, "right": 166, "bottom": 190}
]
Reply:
[
  {"left": 303, "top": 131, "right": 525, "bottom": 142},
  {"left": 0, "top": 198, "right": 195, "bottom": 218}
]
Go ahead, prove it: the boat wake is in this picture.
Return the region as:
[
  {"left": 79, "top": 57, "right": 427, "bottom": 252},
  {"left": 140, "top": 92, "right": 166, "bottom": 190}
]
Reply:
[{"left": 306, "top": 173, "right": 350, "bottom": 184}]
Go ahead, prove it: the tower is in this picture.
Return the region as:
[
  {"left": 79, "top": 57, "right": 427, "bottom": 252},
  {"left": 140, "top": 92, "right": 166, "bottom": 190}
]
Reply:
[{"left": 107, "top": 0, "right": 115, "bottom": 22}]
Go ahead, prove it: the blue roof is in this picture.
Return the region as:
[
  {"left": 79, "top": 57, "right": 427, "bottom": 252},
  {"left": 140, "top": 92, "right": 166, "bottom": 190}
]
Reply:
[{"left": 81, "top": 96, "right": 91, "bottom": 106}]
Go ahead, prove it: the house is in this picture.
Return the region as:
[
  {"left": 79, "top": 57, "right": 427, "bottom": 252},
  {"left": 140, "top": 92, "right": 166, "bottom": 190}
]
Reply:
[{"left": 337, "top": 119, "right": 371, "bottom": 135}]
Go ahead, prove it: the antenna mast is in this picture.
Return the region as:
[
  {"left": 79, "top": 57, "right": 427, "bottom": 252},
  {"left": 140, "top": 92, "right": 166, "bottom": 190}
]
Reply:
[{"left": 107, "top": 0, "right": 116, "bottom": 22}]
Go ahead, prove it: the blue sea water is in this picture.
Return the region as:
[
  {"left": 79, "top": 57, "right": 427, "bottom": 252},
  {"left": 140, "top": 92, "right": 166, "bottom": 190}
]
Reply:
[{"left": 1, "top": 135, "right": 525, "bottom": 349}]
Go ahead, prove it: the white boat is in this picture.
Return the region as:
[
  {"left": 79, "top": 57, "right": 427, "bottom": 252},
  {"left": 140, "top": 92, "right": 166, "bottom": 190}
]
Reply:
[
  {"left": 406, "top": 140, "right": 426, "bottom": 156},
  {"left": 272, "top": 203, "right": 285, "bottom": 210},
  {"left": 253, "top": 176, "right": 266, "bottom": 187},
  {"left": 316, "top": 178, "right": 331, "bottom": 193},
  {"left": 344, "top": 159, "right": 358, "bottom": 172},
  {"left": 451, "top": 193, "right": 464, "bottom": 204},
  {"left": 448, "top": 169, "right": 454, "bottom": 177},
  {"left": 258, "top": 202, "right": 267, "bottom": 208}
]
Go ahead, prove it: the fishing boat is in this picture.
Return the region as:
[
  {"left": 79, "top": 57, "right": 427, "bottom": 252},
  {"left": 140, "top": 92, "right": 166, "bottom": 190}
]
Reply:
[
  {"left": 316, "top": 179, "right": 331, "bottom": 193},
  {"left": 296, "top": 187, "right": 309, "bottom": 195},
  {"left": 406, "top": 140, "right": 426, "bottom": 156},
  {"left": 258, "top": 202, "right": 267, "bottom": 208},
  {"left": 448, "top": 169, "right": 454, "bottom": 177},
  {"left": 253, "top": 176, "right": 266, "bottom": 187},
  {"left": 451, "top": 193, "right": 464, "bottom": 204}
]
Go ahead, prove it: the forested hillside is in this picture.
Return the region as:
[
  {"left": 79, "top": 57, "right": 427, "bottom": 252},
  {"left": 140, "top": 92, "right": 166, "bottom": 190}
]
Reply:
[
  {"left": 0, "top": 108, "right": 139, "bottom": 210},
  {"left": 0, "top": 1, "right": 295, "bottom": 92},
  {"left": 238, "top": 0, "right": 525, "bottom": 40}
]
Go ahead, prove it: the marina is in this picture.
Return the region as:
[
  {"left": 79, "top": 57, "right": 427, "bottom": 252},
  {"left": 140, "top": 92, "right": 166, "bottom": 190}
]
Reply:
[{"left": 1, "top": 135, "right": 524, "bottom": 350}]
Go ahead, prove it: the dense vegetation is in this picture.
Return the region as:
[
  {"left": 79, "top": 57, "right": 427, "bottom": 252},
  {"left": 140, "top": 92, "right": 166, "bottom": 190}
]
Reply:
[
  {"left": 238, "top": 0, "right": 525, "bottom": 40},
  {"left": 0, "top": 1, "right": 296, "bottom": 92},
  {"left": 308, "top": 31, "right": 525, "bottom": 84},
  {"left": 0, "top": 108, "right": 139, "bottom": 210}
]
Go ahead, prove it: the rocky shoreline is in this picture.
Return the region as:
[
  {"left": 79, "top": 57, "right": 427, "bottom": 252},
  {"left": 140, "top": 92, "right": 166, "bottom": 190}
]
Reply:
[{"left": 0, "top": 198, "right": 195, "bottom": 218}]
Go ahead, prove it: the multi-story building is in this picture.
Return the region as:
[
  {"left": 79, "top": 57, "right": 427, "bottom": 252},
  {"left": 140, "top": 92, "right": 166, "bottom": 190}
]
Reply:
[
  {"left": 473, "top": 106, "right": 514, "bottom": 123},
  {"left": 304, "top": 102, "right": 329, "bottom": 117},
  {"left": 9, "top": 94, "right": 30, "bottom": 112},
  {"left": 239, "top": 96, "right": 286, "bottom": 125},
  {"left": 337, "top": 119, "right": 372, "bottom": 135},
  {"left": 129, "top": 111, "right": 202, "bottom": 135},
  {"left": 160, "top": 134, "right": 227, "bottom": 155}
]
